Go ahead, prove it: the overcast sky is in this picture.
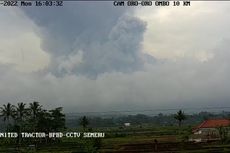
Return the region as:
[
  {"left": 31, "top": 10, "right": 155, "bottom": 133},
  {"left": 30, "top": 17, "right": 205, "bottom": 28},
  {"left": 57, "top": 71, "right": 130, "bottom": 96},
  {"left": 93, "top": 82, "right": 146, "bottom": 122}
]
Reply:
[{"left": 0, "top": 2, "right": 230, "bottom": 112}]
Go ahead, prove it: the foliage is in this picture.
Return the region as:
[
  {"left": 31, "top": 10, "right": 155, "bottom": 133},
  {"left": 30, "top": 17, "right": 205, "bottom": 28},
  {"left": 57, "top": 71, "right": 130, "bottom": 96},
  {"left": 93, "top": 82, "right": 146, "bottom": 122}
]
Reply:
[
  {"left": 81, "top": 138, "right": 101, "bottom": 153},
  {"left": 174, "top": 110, "right": 186, "bottom": 127},
  {"left": 49, "top": 107, "right": 66, "bottom": 131},
  {"left": 217, "top": 126, "right": 229, "bottom": 144},
  {"left": 79, "top": 116, "right": 89, "bottom": 130},
  {"left": 0, "top": 103, "right": 15, "bottom": 131},
  {"left": 0, "top": 102, "right": 66, "bottom": 145}
]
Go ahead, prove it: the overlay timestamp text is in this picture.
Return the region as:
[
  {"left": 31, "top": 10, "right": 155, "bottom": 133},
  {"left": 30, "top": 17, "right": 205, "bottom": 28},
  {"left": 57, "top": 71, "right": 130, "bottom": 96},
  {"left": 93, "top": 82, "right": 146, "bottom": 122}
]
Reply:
[{"left": 0, "top": 1, "right": 64, "bottom": 7}]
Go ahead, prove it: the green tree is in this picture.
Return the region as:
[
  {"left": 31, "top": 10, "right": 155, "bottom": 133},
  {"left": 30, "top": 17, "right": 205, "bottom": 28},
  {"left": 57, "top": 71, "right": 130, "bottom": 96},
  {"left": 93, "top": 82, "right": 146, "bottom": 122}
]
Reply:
[
  {"left": 14, "top": 102, "right": 28, "bottom": 122},
  {"left": 29, "top": 101, "right": 42, "bottom": 131},
  {"left": 0, "top": 103, "right": 15, "bottom": 131},
  {"left": 79, "top": 116, "right": 89, "bottom": 130},
  {"left": 29, "top": 101, "right": 42, "bottom": 120},
  {"left": 14, "top": 102, "right": 28, "bottom": 145},
  {"left": 174, "top": 110, "right": 186, "bottom": 127},
  {"left": 217, "top": 126, "right": 229, "bottom": 144},
  {"left": 49, "top": 107, "right": 65, "bottom": 131},
  {"left": 37, "top": 110, "right": 52, "bottom": 132}
]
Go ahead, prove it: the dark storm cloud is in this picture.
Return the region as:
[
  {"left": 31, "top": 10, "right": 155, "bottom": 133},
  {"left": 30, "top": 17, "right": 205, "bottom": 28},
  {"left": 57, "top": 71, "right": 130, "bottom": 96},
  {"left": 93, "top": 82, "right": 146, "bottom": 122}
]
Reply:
[
  {"left": 21, "top": 2, "right": 150, "bottom": 77},
  {"left": 22, "top": 2, "right": 126, "bottom": 55}
]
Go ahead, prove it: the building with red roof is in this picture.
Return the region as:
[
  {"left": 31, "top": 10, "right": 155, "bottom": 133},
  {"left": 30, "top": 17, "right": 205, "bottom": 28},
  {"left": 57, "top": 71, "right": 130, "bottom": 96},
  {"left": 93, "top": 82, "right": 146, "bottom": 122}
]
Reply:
[
  {"left": 193, "top": 119, "right": 230, "bottom": 132},
  {"left": 190, "top": 119, "right": 230, "bottom": 142}
]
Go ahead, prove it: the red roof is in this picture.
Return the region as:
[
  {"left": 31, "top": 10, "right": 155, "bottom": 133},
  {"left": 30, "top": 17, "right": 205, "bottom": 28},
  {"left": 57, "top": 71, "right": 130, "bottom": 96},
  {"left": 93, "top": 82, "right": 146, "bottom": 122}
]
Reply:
[{"left": 195, "top": 119, "right": 230, "bottom": 129}]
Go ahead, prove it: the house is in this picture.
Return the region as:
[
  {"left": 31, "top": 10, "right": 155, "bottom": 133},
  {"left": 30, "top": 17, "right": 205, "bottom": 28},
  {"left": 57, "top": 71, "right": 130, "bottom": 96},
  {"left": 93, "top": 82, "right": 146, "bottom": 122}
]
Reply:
[
  {"left": 124, "top": 123, "right": 131, "bottom": 127},
  {"left": 189, "top": 119, "right": 230, "bottom": 142}
]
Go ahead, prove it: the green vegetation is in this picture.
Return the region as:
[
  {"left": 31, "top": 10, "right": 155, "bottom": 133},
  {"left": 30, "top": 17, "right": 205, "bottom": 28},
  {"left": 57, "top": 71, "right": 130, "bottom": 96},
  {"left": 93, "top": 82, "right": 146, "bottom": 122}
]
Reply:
[
  {"left": 217, "top": 126, "right": 230, "bottom": 144},
  {"left": 1, "top": 105, "right": 230, "bottom": 152},
  {"left": 0, "top": 102, "right": 65, "bottom": 146},
  {"left": 79, "top": 116, "right": 89, "bottom": 130},
  {"left": 174, "top": 110, "right": 186, "bottom": 127},
  {"left": 0, "top": 103, "right": 15, "bottom": 132}
]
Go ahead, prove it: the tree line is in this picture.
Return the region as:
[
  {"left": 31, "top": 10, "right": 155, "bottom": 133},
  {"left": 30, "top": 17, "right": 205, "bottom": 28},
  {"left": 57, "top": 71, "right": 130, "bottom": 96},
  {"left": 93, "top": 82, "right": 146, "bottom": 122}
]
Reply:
[
  {"left": 67, "top": 110, "right": 230, "bottom": 128},
  {"left": 0, "top": 102, "right": 65, "bottom": 144}
]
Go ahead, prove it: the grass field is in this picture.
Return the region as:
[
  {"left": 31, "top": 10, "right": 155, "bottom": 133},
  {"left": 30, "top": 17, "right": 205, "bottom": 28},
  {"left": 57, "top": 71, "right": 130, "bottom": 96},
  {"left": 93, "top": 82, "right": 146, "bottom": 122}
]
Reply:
[{"left": 0, "top": 125, "right": 230, "bottom": 153}]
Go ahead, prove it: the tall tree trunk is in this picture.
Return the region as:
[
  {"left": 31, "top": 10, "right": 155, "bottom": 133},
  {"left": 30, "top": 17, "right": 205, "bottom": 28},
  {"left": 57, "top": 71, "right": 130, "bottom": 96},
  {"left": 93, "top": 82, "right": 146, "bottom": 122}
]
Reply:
[
  {"left": 6, "top": 118, "right": 9, "bottom": 132},
  {"left": 179, "top": 120, "right": 181, "bottom": 127}
]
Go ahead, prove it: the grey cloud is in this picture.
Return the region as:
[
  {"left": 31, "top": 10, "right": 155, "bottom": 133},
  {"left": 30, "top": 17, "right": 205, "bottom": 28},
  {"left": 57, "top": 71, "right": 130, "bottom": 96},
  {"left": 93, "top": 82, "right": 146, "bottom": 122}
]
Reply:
[
  {"left": 1, "top": 39, "right": 230, "bottom": 112},
  {"left": 2, "top": 3, "right": 230, "bottom": 113},
  {"left": 22, "top": 2, "right": 126, "bottom": 55},
  {"left": 21, "top": 3, "right": 150, "bottom": 77},
  {"left": 75, "top": 16, "right": 147, "bottom": 77}
]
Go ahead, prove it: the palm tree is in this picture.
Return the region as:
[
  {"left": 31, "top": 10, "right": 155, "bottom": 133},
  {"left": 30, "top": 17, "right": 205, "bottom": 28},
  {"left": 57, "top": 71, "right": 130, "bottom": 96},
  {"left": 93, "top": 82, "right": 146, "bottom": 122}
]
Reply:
[
  {"left": 29, "top": 101, "right": 42, "bottom": 119},
  {"left": 14, "top": 102, "right": 28, "bottom": 145},
  {"left": 79, "top": 116, "right": 89, "bottom": 130},
  {"left": 15, "top": 102, "right": 28, "bottom": 122},
  {"left": 0, "top": 103, "right": 15, "bottom": 131},
  {"left": 174, "top": 110, "right": 186, "bottom": 127},
  {"left": 29, "top": 101, "right": 42, "bottom": 131}
]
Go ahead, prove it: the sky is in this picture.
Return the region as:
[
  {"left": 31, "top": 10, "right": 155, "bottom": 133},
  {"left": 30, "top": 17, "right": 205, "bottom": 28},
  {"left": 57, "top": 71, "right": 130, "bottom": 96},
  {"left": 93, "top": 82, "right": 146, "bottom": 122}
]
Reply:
[{"left": 0, "top": 2, "right": 230, "bottom": 113}]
